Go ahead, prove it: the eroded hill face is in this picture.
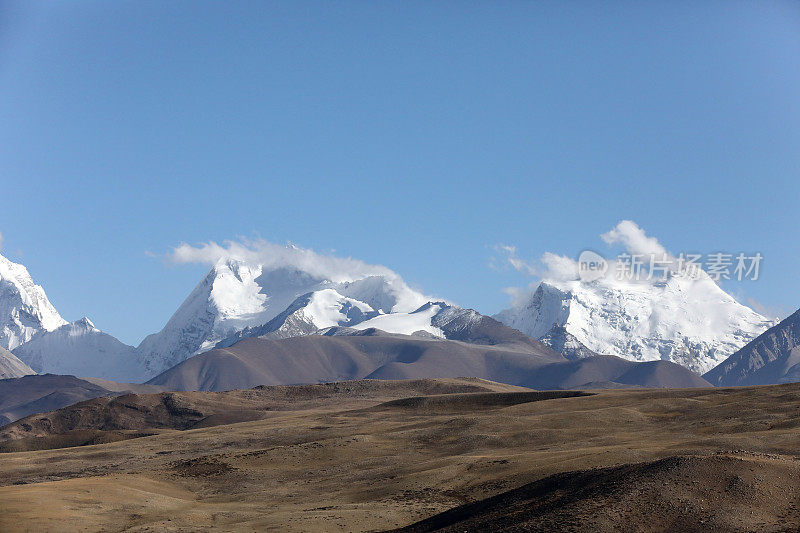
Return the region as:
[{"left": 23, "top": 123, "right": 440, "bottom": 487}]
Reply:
[
  {"left": 396, "top": 453, "right": 800, "bottom": 533},
  {"left": 1, "top": 382, "right": 800, "bottom": 531}
]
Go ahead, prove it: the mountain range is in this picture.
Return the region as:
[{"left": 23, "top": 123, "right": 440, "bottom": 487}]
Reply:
[{"left": 0, "top": 248, "right": 791, "bottom": 392}]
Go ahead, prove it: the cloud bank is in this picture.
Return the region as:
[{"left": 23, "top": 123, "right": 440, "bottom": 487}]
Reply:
[
  {"left": 496, "top": 220, "right": 780, "bottom": 320},
  {"left": 600, "top": 220, "right": 671, "bottom": 259},
  {"left": 496, "top": 220, "right": 676, "bottom": 285},
  {"left": 167, "top": 238, "right": 398, "bottom": 284}
]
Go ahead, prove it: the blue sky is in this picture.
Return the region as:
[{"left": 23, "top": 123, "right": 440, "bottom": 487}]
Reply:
[{"left": 1, "top": 1, "right": 798, "bottom": 345}]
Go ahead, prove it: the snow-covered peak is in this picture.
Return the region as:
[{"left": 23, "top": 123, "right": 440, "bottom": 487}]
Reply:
[
  {"left": 137, "top": 257, "right": 433, "bottom": 377},
  {"left": 12, "top": 318, "right": 143, "bottom": 382},
  {"left": 206, "top": 259, "right": 273, "bottom": 323},
  {"left": 301, "top": 289, "right": 376, "bottom": 328},
  {"left": 215, "top": 293, "right": 547, "bottom": 358},
  {"left": 73, "top": 317, "right": 96, "bottom": 331},
  {"left": 0, "top": 253, "right": 67, "bottom": 350},
  {"left": 336, "top": 275, "right": 429, "bottom": 314},
  {"left": 352, "top": 302, "right": 447, "bottom": 337},
  {"left": 495, "top": 272, "right": 776, "bottom": 374}
]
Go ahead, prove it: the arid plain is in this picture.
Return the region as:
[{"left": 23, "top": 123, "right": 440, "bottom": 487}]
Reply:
[{"left": 1, "top": 379, "right": 800, "bottom": 532}]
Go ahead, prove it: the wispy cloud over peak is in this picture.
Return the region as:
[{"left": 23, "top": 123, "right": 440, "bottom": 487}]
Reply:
[
  {"left": 601, "top": 220, "right": 672, "bottom": 260},
  {"left": 166, "top": 238, "right": 397, "bottom": 284}
]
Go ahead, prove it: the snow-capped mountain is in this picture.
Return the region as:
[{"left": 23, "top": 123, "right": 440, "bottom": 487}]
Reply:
[
  {"left": 495, "top": 272, "right": 776, "bottom": 374},
  {"left": 137, "top": 259, "right": 431, "bottom": 376},
  {"left": 218, "top": 288, "right": 550, "bottom": 357},
  {"left": 0, "top": 237, "right": 775, "bottom": 383},
  {"left": 0, "top": 346, "right": 35, "bottom": 379},
  {"left": 0, "top": 254, "right": 67, "bottom": 350},
  {"left": 704, "top": 307, "right": 800, "bottom": 386},
  {"left": 217, "top": 295, "right": 449, "bottom": 348},
  {"left": 216, "top": 288, "right": 381, "bottom": 346},
  {"left": 13, "top": 318, "right": 143, "bottom": 382}
]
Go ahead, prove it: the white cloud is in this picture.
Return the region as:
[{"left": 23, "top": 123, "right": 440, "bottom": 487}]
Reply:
[
  {"left": 166, "top": 238, "right": 397, "bottom": 284},
  {"left": 494, "top": 244, "right": 538, "bottom": 276},
  {"left": 494, "top": 245, "right": 578, "bottom": 282},
  {"left": 0, "top": 231, "right": 4, "bottom": 252},
  {"left": 497, "top": 220, "right": 686, "bottom": 308},
  {"left": 601, "top": 220, "right": 672, "bottom": 260},
  {"left": 540, "top": 252, "right": 579, "bottom": 281}
]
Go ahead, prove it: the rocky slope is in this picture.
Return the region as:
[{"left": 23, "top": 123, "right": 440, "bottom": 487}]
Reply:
[
  {"left": 704, "top": 308, "right": 800, "bottom": 386},
  {"left": 397, "top": 454, "right": 800, "bottom": 533},
  {"left": 0, "top": 347, "right": 35, "bottom": 380}
]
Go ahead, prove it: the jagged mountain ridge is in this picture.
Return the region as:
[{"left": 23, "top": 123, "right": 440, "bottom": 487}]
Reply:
[
  {"left": 0, "top": 253, "right": 529, "bottom": 382},
  {"left": 538, "top": 325, "right": 599, "bottom": 360},
  {"left": 215, "top": 290, "right": 551, "bottom": 357}
]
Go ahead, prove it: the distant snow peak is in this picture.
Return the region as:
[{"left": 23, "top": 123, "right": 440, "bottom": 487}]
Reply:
[
  {"left": 0, "top": 253, "right": 67, "bottom": 350},
  {"left": 207, "top": 259, "right": 269, "bottom": 321},
  {"left": 302, "top": 289, "right": 376, "bottom": 328},
  {"left": 12, "top": 318, "right": 142, "bottom": 382},
  {"left": 73, "top": 317, "right": 96, "bottom": 330}
]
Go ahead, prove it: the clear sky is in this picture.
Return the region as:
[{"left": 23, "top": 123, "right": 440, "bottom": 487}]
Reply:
[{"left": 1, "top": 1, "right": 798, "bottom": 345}]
